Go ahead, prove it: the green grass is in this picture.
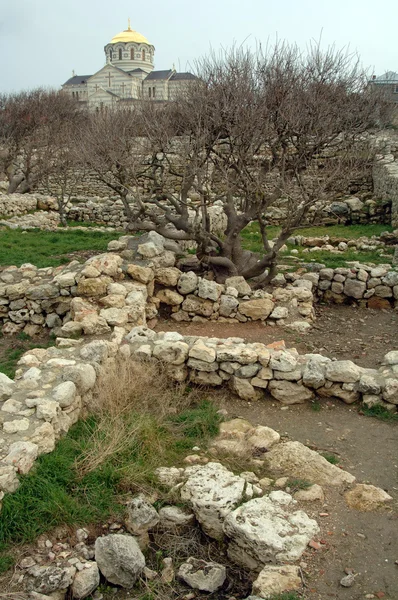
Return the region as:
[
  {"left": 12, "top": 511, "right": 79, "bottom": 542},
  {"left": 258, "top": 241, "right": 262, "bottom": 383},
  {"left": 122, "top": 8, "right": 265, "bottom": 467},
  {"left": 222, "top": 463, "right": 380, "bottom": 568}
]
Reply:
[
  {"left": 286, "top": 478, "right": 312, "bottom": 492},
  {"left": 0, "top": 333, "right": 56, "bottom": 379},
  {"left": 0, "top": 398, "right": 221, "bottom": 573},
  {"left": 65, "top": 220, "right": 106, "bottom": 228},
  {"left": 361, "top": 404, "right": 398, "bottom": 422},
  {"left": 0, "top": 228, "right": 124, "bottom": 268},
  {"left": 241, "top": 222, "right": 394, "bottom": 268},
  {"left": 321, "top": 452, "right": 340, "bottom": 465},
  {"left": 310, "top": 400, "right": 322, "bottom": 412},
  {"left": 242, "top": 221, "right": 393, "bottom": 244}
]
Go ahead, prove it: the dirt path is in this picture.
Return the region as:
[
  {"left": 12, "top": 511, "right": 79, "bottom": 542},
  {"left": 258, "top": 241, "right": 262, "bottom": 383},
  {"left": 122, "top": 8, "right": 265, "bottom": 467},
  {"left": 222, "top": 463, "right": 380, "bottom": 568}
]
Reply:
[
  {"left": 220, "top": 397, "right": 398, "bottom": 599},
  {"left": 156, "top": 304, "right": 398, "bottom": 368}
]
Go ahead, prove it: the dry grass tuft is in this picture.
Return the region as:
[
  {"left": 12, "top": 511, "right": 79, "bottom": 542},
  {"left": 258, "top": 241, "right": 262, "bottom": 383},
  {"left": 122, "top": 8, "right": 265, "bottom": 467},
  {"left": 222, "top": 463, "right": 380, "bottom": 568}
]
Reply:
[{"left": 74, "top": 359, "right": 207, "bottom": 491}]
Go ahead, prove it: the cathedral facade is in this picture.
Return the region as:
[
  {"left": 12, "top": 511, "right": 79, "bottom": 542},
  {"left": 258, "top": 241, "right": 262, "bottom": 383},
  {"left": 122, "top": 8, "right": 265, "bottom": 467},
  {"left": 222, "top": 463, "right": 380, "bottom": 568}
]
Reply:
[{"left": 62, "top": 21, "right": 196, "bottom": 109}]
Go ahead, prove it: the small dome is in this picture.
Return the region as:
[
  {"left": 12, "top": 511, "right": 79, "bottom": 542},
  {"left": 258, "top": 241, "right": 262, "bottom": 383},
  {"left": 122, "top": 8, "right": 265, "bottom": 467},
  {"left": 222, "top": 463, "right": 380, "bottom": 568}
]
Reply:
[{"left": 110, "top": 21, "right": 151, "bottom": 45}]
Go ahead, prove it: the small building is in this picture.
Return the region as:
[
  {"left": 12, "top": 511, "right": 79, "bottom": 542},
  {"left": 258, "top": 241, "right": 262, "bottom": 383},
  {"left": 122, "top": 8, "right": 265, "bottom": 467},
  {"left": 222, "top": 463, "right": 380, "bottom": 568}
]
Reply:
[
  {"left": 62, "top": 20, "right": 197, "bottom": 109},
  {"left": 369, "top": 71, "right": 398, "bottom": 103}
]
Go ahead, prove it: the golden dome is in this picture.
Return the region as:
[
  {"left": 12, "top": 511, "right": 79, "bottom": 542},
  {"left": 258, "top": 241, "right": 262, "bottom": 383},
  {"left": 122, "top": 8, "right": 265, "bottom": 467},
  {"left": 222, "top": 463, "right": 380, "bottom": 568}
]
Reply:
[{"left": 110, "top": 20, "right": 151, "bottom": 45}]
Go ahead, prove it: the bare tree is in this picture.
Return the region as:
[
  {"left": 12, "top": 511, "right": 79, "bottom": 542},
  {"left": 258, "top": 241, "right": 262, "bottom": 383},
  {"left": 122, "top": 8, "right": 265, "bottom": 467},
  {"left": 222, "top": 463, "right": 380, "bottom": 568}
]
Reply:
[
  {"left": 81, "top": 44, "right": 390, "bottom": 284},
  {"left": 39, "top": 113, "right": 87, "bottom": 226},
  {"left": 0, "top": 89, "right": 80, "bottom": 194}
]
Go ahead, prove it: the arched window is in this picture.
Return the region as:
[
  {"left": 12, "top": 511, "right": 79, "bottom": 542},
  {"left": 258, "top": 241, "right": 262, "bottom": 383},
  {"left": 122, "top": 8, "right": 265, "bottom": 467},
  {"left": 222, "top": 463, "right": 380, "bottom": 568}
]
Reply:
[
  {"left": 130, "top": 48, "right": 135, "bottom": 60},
  {"left": 142, "top": 49, "right": 146, "bottom": 61},
  {"left": 118, "top": 48, "right": 122, "bottom": 60},
  {"left": 148, "top": 87, "right": 151, "bottom": 98}
]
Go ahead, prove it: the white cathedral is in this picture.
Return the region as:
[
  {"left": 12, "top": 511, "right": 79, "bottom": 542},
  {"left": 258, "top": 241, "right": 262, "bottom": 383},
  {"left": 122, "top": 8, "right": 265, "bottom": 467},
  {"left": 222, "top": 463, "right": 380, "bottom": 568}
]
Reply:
[{"left": 62, "top": 20, "right": 196, "bottom": 109}]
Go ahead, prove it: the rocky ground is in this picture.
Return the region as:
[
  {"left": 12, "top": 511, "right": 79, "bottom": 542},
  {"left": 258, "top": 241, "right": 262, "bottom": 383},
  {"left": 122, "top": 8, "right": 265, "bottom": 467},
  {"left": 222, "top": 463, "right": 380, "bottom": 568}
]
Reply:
[
  {"left": 2, "top": 402, "right": 396, "bottom": 600},
  {"left": 156, "top": 304, "right": 398, "bottom": 369},
  {"left": 219, "top": 400, "right": 398, "bottom": 600}
]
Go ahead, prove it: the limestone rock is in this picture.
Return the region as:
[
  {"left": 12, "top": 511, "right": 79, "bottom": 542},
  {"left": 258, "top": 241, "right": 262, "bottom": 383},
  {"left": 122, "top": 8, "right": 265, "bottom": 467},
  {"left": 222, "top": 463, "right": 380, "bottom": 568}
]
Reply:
[
  {"left": 343, "top": 279, "right": 366, "bottom": 299},
  {"left": 231, "top": 377, "right": 261, "bottom": 401},
  {"left": 384, "top": 350, "right": 398, "bottom": 365},
  {"left": 197, "top": 279, "right": 223, "bottom": 301},
  {"left": 269, "top": 351, "right": 297, "bottom": 372},
  {"left": 71, "top": 562, "right": 100, "bottom": 599},
  {"left": 268, "top": 380, "right": 314, "bottom": 404},
  {"left": 225, "top": 276, "right": 252, "bottom": 296},
  {"left": 223, "top": 492, "right": 320, "bottom": 568},
  {"left": 264, "top": 441, "right": 355, "bottom": 486},
  {"left": 0, "top": 372, "right": 15, "bottom": 400},
  {"left": 180, "top": 462, "right": 246, "bottom": 539},
  {"left": 153, "top": 341, "right": 189, "bottom": 365},
  {"left": 345, "top": 484, "right": 393, "bottom": 511},
  {"left": 182, "top": 294, "right": 214, "bottom": 317},
  {"left": 4, "top": 441, "right": 39, "bottom": 474},
  {"left": 217, "top": 344, "right": 257, "bottom": 364},
  {"left": 325, "top": 360, "right": 360, "bottom": 383},
  {"left": 95, "top": 534, "right": 145, "bottom": 588},
  {"left": 294, "top": 484, "right": 325, "bottom": 502},
  {"left": 252, "top": 565, "right": 301, "bottom": 598},
  {"left": 85, "top": 253, "right": 123, "bottom": 277},
  {"left": 219, "top": 294, "right": 239, "bottom": 316},
  {"left": 189, "top": 340, "right": 216, "bottom": 363},
  {"left": 383, "top": 378, "right": 398, "bottom": 404},
  {"left": 126, "top": 264, "right": 154, "bottom": 284},
  {"left": 302, "top": 355, "right": 330, "bottom": 389},
  {"left": 158, "top": 506, "right": 195, "bottom": 529},
  {"left": 178, "top": 557, "right": 226, "bottom": 593},
  {"left": 239, "top": 299, "right": 274, "bottom": 320},
  {"left": 28, "top": 564, "right": 76, "bottom": 595},
  {"left": 62, "top": 364, "right": 96, "bottom": 393},
  {"left": 155, "top": 267, "right": 181, "bottom": 287},
  {"left": 77, "top": 278, "right": 108, "bottom": 297},
  {"left": 156, "top": 288, "right": 184, "bottom": 306},
  {"left": 125, "top": 495, "right": 160, "bottom": 535},
  {"left": 177, "top": 271, "right": 198, "bottom": 295}
]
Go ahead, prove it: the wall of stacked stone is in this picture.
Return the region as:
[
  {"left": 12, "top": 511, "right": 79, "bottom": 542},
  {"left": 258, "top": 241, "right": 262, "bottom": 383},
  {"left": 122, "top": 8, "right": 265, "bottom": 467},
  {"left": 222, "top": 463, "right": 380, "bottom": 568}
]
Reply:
[
  {"left": 0, "top": 233, "right": 314, "bottom": 337},
  {"left": 0, "top": 193, "right": 57, "bottom": 218},
  {"left": 281, "top": 264, "right": 398, "bottom": 309},
  {"left": 1, "top": 324, "right": 397, "bottom": 505},
  {"left": 373, "top": 155, "right": 398, "bottom": 228}
]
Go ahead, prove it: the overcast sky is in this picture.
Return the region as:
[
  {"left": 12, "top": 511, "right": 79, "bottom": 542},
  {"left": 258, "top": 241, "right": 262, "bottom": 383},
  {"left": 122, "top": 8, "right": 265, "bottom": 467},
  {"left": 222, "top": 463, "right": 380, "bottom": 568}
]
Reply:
[{"left": 0, "top": 0, "right": 397, "bottom": 92}]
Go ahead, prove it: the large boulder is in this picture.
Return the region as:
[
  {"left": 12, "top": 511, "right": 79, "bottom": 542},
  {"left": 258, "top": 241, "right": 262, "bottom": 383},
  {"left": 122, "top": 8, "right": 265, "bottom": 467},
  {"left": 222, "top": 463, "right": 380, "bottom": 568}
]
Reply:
[
  {"left": 264, "top": 441, "right": 355, "bottom": 486},
  {"left": 223, "top": 492, "right": 319, "bottom": 568},
  {"left": 180, "top": 462, "right": 246, "bottom": 539},
  {"left": 95, "top": 534, "right": 145, "bottom": 588}
]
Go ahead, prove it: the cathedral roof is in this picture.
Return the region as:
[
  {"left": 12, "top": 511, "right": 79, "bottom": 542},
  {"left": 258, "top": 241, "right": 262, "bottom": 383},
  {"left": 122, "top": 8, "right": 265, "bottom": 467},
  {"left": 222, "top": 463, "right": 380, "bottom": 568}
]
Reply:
[
  {"left": 110, "top": 21, "right": 151, "bottom": 45},
  {"left": 170, "top": 72, "right": 198, "bottom": 81},
  {"left": 146, "top": 70, "right": 174, "bottom": 81},
  {"left": 63, "top": 75, "right": 91, "bottom": 85}
]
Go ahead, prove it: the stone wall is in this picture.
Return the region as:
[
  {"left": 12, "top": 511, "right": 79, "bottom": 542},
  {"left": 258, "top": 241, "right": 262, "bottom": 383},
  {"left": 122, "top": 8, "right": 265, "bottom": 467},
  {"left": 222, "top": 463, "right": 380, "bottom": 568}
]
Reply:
[
  {"left": 0, "top": 193, "right": 57, "bottom": 218},
  {"left": 373, "top": 155, "right": 398, "bottom": 227},
  {"left": 281, "top": 263, "right": 398, "bottom": 309},
  {"left": 127, "top": 328, "right": 398, "bottom": 413},
  {"left": 0, "top": 232, "right": 314, "bottom": 337},
  {"left": 1, "top": 324, "right": 396, "bottom": 503}
]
